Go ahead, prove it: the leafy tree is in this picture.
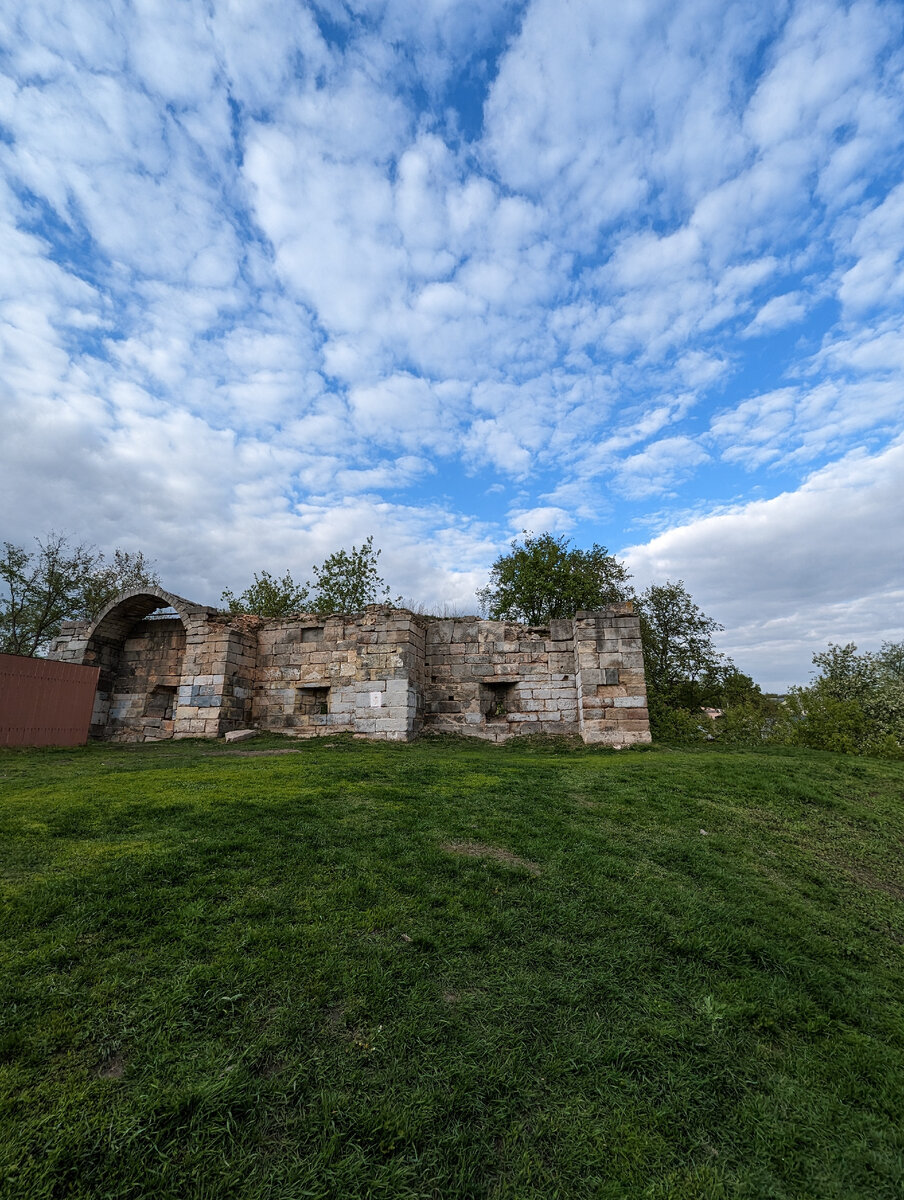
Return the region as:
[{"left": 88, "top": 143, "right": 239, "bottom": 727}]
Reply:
[
  {"left": 634, "top": 580, "right": 773, "bottom": 741},
  {"left": 789, "top": 641, "right": 904, "bottom": 754},
  {"left": 476, "top": 531, "right": 631, "bottom": 625},
  {"left": 0, "top": 533, "right": 159, "bottom": 657},
  {"left": 78, "top": 549, "right": 160, "bottom": 622},
  {"left": 636, "top": 580, "right": 725, "bottom": 701},
  {"left": 309, "top": 536, "right": 400, "bottom": 615},
  {"left": 220, "top": 570, "right": 309, "bottom": 617}
]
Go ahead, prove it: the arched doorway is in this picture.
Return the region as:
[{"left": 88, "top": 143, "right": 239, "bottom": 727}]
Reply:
[{"left": 83, "top": 588, "right": 192, "bottom": 741}]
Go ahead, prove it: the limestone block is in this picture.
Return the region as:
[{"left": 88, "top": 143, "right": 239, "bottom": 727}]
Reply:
[
  {"left": 224, "top": 729, "right": 257, "bottom": 743},
  {"left": 613, "top": 695, "right": 647, "bottom": 707},
  {"left": 595, "top": 654, "right": 625, "bottom": 670},
  {"left": 619, "top": 730, "right": 652, "bottom": 744}
]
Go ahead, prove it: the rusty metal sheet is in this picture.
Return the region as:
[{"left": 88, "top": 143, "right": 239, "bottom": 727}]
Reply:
[{"left": 0, "top": 653, "right": 100, "bottom": 747}]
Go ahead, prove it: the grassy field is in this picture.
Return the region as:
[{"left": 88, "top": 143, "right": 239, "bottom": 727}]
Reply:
[{"left": 0, "top": 735, "right": 902, "bottom": 1200}]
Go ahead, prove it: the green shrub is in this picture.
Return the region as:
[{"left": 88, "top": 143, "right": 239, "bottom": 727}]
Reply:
[
  {"left": 788, "top": 691, "right": 873, "bottom": 755},
  {"left": 649, "top": 699, "right": 713, "bottom": 744},
  {"left": 713, "top": 703, "right": 776, "bottom": 745}
]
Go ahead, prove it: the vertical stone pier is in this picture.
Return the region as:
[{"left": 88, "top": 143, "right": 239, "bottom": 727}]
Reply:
[{"left": 573, "top": 604, "right": 651, "bottom": 745}]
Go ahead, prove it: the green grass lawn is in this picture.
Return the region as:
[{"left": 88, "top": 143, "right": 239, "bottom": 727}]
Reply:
[{"left": 1, "top": 735, "right": 902, "bottom": 1200}]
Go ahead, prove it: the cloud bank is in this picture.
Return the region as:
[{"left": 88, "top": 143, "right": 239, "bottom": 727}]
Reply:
[{"left": 0, "top": 0, "right": 902, "bottom": 688}]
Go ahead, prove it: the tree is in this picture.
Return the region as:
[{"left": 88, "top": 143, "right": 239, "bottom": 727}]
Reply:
[
  {"left": 0, "top": 533, "right": 159, "bottom": 657},
  {"left": 476, "top": 531, "right": 632, "bottom": 625},
  {"left": 792, "top": 640, "right": 904, "bottom": 752},
  {"left": 78, "top": 549, "right": 160, "bottom": 622},
  {"left": 636, "top": 580, "right": 725, "bottom": 701},
  {"left": 220, "top": 570, "right": 309, "bottom": 617},
  {"left": 309, "top": 536, "right": 401, "bottom": 615}
]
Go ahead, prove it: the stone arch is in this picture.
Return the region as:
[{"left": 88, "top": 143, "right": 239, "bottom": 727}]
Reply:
[{"left": 84, "top": 588, "right": 206, "bottom": 741}]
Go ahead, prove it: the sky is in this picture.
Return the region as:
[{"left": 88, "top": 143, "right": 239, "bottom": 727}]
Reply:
[{"left": 1, "top": 0, "right": 902, "bottom": 691}]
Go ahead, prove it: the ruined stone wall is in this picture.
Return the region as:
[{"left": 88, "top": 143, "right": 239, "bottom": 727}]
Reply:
[
  {"left": 47, "top": 589, "right": 651, "bottom": 746},
  {"left": 423, "top": 618, "right": 579, "bottom": 741},
  {"left": 573, "top": 606, "right": 650, "bottom": 745},
  {"left": 101, "top": 617, "right": 185, "bottom": 741},
  {"left": 252, "top": 608, "right": 424, "bottom": 741},
  {"left": 171, "top": 618, "right": 257, "bottom": 739}
]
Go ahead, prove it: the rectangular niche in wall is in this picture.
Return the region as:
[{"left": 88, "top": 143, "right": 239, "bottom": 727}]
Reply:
[
  {"left": 296, "top": 685, "right": 330, "bottom": 716},
  {"left": 483, "top": 680, "right": 518, "bottom": 722},
  {"left": 301, "top": 627, "right": 324, "bottom": 644},
  {"left": 144, "top": 685, "right": 176, "bottom": 720}
]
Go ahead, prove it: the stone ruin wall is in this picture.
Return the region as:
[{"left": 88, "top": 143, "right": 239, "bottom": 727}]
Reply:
[
  {"left": 102, "top": 616, "right": 185, "bottom": 741},
  {"left": 424, "top": 617, "right": 578, "bottom": 741},
  {"left": 48, "top": 587, "right": 651, "bottom": 746},
  {"left": 251, "top": 609, "right": 424, "bottom": 741}
]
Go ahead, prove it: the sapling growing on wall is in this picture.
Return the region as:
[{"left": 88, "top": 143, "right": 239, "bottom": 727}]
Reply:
[
  {"left": 309, "top": 536, "right": 401, "bottom": 614},
  {"left": 220, "top": 570, "right": 310, "bottom": 616}
]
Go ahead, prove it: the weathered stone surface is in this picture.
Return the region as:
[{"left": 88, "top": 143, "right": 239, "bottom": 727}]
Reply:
[
  {"left": 224, "top": 729, "right": 258, "bottom": 743},
  {"left": 48, "top": 590, "right": 650, "bottom": 746}
]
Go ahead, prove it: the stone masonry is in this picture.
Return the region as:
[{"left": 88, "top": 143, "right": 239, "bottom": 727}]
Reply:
[{"left": 48, "top": 586, "right": 651, "bottom": 746}]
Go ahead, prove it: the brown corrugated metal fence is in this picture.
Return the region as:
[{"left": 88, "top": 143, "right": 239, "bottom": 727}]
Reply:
[{"left": 0, "top": 653, "right": 100, "bottom": 747}]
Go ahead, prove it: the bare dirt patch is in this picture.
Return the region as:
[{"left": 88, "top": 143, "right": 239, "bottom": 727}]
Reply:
[
  {"left": 209, "top": 748, "right": 306, "bottom": 758},
  {"left": 441, "top": 840, "right": 541, "bottom": 875},
  {"left": 847, "top": 864, "right": 904, "bottom": 901},
  {"left": 97, "top": 1053, "right": 125, "bottom": 1080}
]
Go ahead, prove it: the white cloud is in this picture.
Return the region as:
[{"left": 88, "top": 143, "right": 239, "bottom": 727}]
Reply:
[
  {"left": 0, "top": 0, "right": 901, "bottom": 679},
  {"left": 615, "top": 437, "right": 710, "bottom": 500},
  {"left": 742, "top": 292, "right": 807, "bottom": 337},
  {"left": 837, "top": 181, "right": 904, "bottom": 314},
  {"left": 711, "top": 380, "right": 903, "bottom": 467},
  {"left": 623, "top": 437, "right": 904, "bottom": 689},
  {"left": 507, "top": 506, "right": 575, "bottom": 535}
]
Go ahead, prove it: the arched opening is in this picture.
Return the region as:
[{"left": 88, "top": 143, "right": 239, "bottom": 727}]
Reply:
[{"left": 84, "top": 589, "right": 190, "bottom": 742}]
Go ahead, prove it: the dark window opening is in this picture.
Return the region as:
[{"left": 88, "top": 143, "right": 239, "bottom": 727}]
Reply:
[
  {"left": 296, "top": 686, "right": 330, "bottom": 716},
  {"left": 144, "top": 685, "right": 176, "bottom": 720},
  {"left": 301, "top": 626, "right": 324, "bottom": 644},
  {"left": 484, "top": 681, "right": 518, "bottom": 722}
]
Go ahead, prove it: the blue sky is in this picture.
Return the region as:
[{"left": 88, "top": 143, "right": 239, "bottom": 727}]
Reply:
[{"left": 1, "top": 0, "right": 903, "bottom": 689}]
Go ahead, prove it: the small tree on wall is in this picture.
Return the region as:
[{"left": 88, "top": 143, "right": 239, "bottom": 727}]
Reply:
[
  {"left": 309, "top": 536, "right": 401, "bottom": 615},
  {"left": 220, "top": 570, "right": 310, "bottom": 617},
  {"left": 219, "top": 537, "right": 401, "bottom": 617},
  {"left": 476, "top": 531, "right": 632, "bottom": 625}
]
